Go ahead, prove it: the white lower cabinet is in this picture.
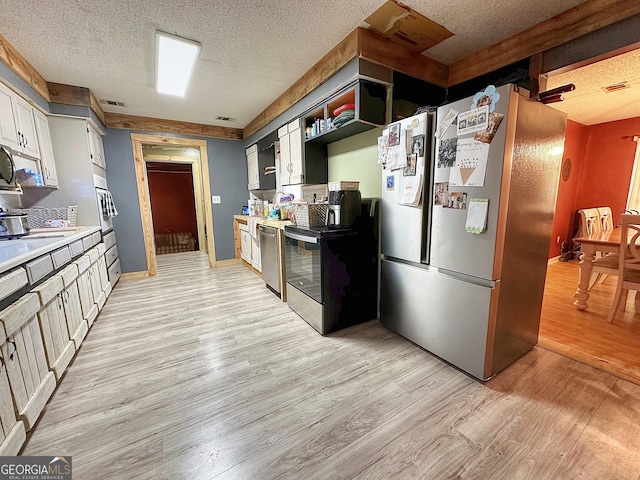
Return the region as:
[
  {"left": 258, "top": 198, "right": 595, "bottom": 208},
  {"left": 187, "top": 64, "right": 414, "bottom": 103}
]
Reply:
[
  {"left": 32, "top": 276, "right": 75, "bottom": 381},
  {"left": 0, "top": 360, "right": 25, "bottom": 455},
  {"left": 57, "top": 264, "right": 88, "bottom": 349},
  {"left": 240, "top": 224, "right": 252, "bottom": 263},
  {"left": 87, "top": 248, "right": 106, "bottom": 310},
  {"left": 0, "top": 294, "right": 56, "bottom": 431},
  {"left": 96, "top": 244, "right": 112, "bottom": 298},
  {"left": 75, "top": 255, "right": 98, "bottom": 327},
  {"left": 251, "top": 234, "right": 261, "bottom": 272}
]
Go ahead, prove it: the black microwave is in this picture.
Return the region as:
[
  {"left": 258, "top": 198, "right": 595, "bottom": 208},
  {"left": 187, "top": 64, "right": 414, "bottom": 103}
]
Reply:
[{"left": 0, "top": 145, "right": 18, "bottom": 191}]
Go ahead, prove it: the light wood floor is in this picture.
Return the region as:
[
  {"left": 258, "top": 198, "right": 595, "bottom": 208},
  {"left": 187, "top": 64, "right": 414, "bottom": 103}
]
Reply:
[
  {"left": 540, "top": 260, "right": 640, "bottom": 386},
  {"left": 22, "top": 252, "right": 640, "bottom": 479}
]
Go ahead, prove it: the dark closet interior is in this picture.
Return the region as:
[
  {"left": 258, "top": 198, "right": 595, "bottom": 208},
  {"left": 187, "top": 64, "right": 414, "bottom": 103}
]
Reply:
[{"left": 146, "top": 161, "right": 199, "bottom": 255}]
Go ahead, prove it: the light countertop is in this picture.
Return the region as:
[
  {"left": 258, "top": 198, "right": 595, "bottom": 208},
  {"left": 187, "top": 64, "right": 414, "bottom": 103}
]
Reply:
[
  {"left": 234, "top": 215, "right": 292, "bottom": 230},
  {"left": 0, "top": 226, "right": 101, "bottom": 275}
]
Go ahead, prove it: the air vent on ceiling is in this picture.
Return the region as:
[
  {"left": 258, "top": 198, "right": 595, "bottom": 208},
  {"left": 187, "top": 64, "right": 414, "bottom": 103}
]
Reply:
[
  {"left": 601, "top": 82, "right": 629, "bottom": 93},
  {"left": 215, "top": 115, "right": 235, "bottom": 122},
  {"left": 99, "top": 99, "right": 127, "bottom": 107}
]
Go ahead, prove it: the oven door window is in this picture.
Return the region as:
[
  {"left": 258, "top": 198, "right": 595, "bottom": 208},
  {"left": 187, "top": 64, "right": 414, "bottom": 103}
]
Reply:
[{"left": 285, "top": 235, "right": 322, "bottom": 303}]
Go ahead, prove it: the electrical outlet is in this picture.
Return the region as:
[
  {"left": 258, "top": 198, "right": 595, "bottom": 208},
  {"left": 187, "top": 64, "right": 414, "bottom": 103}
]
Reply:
[{"left": 212, "top": 196, "right": 221, "bottom": 204}]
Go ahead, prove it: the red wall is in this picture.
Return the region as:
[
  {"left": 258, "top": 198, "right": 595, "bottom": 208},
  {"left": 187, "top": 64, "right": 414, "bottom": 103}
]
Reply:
[
  {"left": 147, "top": 169, "right": 198, "bottom": 240},
  {"left": 549, "top": 120, "right": 587, "bottom": 258},
  {"left": 549, "top": 116, "right": 640, "bottom": 258},
  {"left": 575, "top": 117, "right": 640, "bottom": 221}
]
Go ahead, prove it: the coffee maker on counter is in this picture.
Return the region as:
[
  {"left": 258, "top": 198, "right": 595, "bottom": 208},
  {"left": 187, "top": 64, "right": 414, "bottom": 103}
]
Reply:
[{"left": 327, "top": 181, "right": 361, "bottom": 227}]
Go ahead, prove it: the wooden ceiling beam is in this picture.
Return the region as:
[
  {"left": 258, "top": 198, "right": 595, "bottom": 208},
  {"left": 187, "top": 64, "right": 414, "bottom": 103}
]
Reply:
[
  {"left": 358, "top": 28, "right": 449, "bottom": 88},
  {"left": 448, "top": 0, "right": 640, "bottom": 86},
  {"left": 0, "top": 33, "right": 50, "bottom": 101},
  {"left": 105, "top": 112, "right": 243, "bottom": 140},
  {"left": 47, "top": 82, "right": 107, "bottom": 126}
]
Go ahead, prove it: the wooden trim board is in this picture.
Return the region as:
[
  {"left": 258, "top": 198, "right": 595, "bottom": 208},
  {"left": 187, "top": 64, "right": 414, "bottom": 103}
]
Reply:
[
  {"left": 47, "top": 82, "right": 107, "bottom": 126},
  {"left": 448, "top": 0, "right": 640, "bottom": 85},
  {"left": 358, "top": 28, "right": 448, "bottom": 88},
  {"left": 119, "top": 271, "right": 150, "bottom": 281},
  {"left": 109, "top": 113, "right": 242, "bottom": 140},
  {"left": 0, "top": 33, "right": 50, "bottom": 101}
]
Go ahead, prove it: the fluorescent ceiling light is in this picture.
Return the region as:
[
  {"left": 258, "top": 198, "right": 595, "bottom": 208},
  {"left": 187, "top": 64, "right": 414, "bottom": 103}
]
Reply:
[{"left": 156, "top": 31, "right": 200, "bottom": 97}]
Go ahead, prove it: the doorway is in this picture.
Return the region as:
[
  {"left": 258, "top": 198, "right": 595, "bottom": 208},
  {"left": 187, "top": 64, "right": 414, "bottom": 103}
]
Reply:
[
  {"left": 131, "top": 134, "right": 216, "bottom": 276},
  {"left": 537, "top": 46, "right": 640, "bottom": 384}
]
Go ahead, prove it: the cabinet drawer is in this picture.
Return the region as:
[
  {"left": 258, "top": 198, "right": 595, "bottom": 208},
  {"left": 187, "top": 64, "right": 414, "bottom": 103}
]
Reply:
[
  {"left": 69, "top": 239, "right": 84, "bottom": 257},
  {"left": 81, "top": 235, "right": 95, "bottom": 251},
  {"left": 92, "top": 231, "right": 102, "bottom": 245},
  {"left": 32, "top": 275, "right": 64, "bottom": 306},
  {"left": 105, "top": 245, "right": 118, "bottom": 267},
  {"left": 87, "top": 247, "right": 100, "bottom": 264},
  {"left": 25, "top": 254, "right": 53, "bottom": 285},
  {"left": 57, "top": 263, "right": 79, "bottom": 287},
  {"left": 0, "top": 268, "right": 28, "bottom": 303},
  {"left": 96, "top": 242, "right": 106, "bottom": 256},
  {"left": 238, "top": 223, "right": 249, "bottom": 232},
  {"left": 103, "top": 230, "right": 116, "bottom": 250},
  {"left": 108, "top": 259, "right": 121, "bottom": 284},
  {"left": 74, "top": 254, "right": 91, "bottom": 274},
  {"left": 51, "top": 246, "right": 71, "bottom": 269}
]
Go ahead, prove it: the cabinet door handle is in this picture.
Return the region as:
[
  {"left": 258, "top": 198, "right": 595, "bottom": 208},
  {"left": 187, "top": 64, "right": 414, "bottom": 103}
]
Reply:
[
  {"left": 23, "top": 135, "right": 27, "bottom": 147},
  {"left": 6, "top": 337, "right": 17, "bottom": 360}
]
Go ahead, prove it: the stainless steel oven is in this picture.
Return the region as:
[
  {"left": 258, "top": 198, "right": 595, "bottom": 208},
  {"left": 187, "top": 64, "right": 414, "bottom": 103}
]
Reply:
[{"left": 284, "top": 225, "right": 377, "bottom": 335}]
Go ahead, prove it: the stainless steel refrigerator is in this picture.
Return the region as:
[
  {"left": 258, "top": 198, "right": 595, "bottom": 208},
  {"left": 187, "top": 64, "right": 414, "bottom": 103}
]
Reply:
[{"left": 380, "top": 84, "right": 566, "bottom": 380}]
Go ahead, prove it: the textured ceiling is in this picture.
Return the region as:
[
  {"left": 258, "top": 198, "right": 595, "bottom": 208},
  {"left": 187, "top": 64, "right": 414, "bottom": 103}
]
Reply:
[
  {"left": 546, "top": 48, "right": 640, "bottom": 126},
  {"left": 0, "top": 0, "right": 592, "bottom": 128}
]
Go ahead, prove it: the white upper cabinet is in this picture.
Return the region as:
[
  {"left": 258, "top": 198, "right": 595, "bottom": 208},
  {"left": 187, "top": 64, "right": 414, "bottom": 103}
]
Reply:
[
  {"left": 33, "top": 110, "right": 58, "bottom": 187},
  {"left": 14, "top": 97, "right": 40, "bottom": 159},
  {"left": 0, "top": 83, "right": 42, "bottom": 159},
  {"left": 87, "top": 123, "right": 106, "bottom": 169},
  {"left": 246, "top": 144, "right": 259, "bottom": 190},
  {"left": 0, "top": 82, "right": 21, "bottom": 151}
]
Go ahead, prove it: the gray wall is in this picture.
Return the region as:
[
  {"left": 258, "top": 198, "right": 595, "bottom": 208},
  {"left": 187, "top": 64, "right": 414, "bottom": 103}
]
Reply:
[{"left": 102, "top": 128, "right": 247, "bottom": 273}]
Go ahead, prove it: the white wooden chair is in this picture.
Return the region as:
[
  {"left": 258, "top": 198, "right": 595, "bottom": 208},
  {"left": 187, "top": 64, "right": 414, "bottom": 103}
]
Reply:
[
  {"left": 598, "top": 207, "right": 614, "bottom": 231},
  {"left": 578, "top": 208, "right": 602, "bottom": 236},
  {"left": 578, "top": 208, "right": 617, "bottom": 290},
  {"left": 607, "top": 214, "right": 640, "bottom": 323}
]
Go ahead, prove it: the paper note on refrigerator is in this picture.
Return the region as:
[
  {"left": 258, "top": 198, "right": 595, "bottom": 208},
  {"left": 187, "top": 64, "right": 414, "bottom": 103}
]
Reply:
[
  {"left": 449, "top": 138, "right": 490, "bottom": 187},
  {"left": 466, "top": 198, "right": 489, "bottom": 234},
  {"left": 400, "top": 174, "right": 423, "bottom": 206},
  {"left": 435, "top": 109, "right": 458, "bottom": 139}
]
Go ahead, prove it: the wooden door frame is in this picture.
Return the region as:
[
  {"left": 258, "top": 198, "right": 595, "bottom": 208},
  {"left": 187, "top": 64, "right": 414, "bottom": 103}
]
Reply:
[{"left": 131, "top": 134, "right": 215, "bottom": 276}]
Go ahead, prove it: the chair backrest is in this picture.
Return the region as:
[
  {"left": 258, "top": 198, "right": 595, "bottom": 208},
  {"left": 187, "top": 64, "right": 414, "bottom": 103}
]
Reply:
[
  {"left": 618, "top": 214, "right": 640, "bottom": 277},
  {"left": 578, "top": 208, "right": 602, "bottom": 236},
  {"left": 597, "top": 207, "right": 614, "bottom": 232}
]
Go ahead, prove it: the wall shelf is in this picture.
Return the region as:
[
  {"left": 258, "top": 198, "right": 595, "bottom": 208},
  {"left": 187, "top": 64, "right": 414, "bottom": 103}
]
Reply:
[{"left": 304, "top": 79, "right": 388, "bottom": 145}]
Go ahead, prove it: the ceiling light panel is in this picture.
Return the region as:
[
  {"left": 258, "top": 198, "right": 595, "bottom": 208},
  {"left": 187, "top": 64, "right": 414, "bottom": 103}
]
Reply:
[{"left": 156, "top": 31, "right": 200, "bottom": 97}]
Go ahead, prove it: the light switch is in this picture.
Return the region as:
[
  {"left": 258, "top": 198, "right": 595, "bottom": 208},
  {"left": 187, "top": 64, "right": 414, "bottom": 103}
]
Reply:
[{"left": 212, "top": 196, "right": 221, "bottom": 204}]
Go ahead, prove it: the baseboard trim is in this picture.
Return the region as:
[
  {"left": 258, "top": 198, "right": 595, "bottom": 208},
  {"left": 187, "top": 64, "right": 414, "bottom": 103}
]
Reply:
[
  {"left": 120, "top": 271, "right": 150, "bottom": 281},
  {"left": 214, "top": 258, "right": 242, "bottom": 266}
]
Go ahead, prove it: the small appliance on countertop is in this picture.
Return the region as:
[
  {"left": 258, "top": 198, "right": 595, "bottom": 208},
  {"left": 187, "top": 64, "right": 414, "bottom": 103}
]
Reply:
[{"left": 0, "top": 208, "right": 30, "bottom": 239}]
